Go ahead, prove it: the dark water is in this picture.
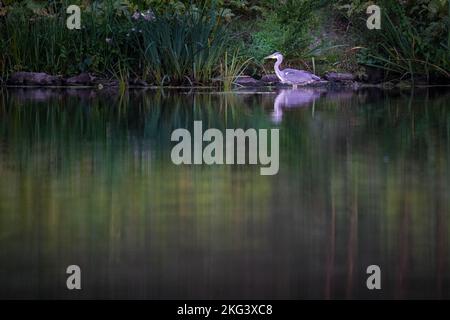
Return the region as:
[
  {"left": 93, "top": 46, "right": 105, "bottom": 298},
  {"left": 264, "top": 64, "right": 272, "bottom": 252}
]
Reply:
[{"left": 0, "top": 87, "right": 449, "bottom": 299}]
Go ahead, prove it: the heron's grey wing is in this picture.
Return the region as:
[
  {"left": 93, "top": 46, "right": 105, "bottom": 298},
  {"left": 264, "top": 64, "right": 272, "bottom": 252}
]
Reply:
[{"left": 283, "top": 69, "right": 320, "bottom": 83}]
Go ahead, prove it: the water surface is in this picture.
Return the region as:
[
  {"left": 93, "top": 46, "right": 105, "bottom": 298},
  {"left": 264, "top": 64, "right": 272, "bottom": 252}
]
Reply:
[{"left": 0, "top": 87, "right": 449, "bottom": 299}]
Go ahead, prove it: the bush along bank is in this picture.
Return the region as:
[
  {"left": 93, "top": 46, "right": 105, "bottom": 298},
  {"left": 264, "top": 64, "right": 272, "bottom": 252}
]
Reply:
[
  {"left": 0, "top": 0, "right": 449, "bottom": 88},
  {"left": 330, "top": 0, "right": 450, "bottom": 85}
]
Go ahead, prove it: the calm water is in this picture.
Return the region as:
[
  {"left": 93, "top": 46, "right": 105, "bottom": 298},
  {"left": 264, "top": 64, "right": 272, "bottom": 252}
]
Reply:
[{"left": 0, "top": 87, "right": 449, "bottom": 299}]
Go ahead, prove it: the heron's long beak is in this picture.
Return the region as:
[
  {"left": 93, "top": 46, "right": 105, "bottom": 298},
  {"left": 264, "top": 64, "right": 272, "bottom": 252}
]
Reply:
[{"left": 264, "top": 54, "right": 274, "bottom": 59}]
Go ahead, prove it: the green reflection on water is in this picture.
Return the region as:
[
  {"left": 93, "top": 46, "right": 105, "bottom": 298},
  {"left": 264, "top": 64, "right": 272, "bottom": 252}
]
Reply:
[{"left": 0, "top": 88, "right": 449, "bottom": 299}]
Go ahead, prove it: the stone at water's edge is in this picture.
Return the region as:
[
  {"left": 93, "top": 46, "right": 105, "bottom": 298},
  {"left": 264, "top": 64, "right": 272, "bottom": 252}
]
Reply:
[
  {"left": 261, "top": 74, "right": 280, "bottom": 84},
  {"left": 234, "top": 75, "right": 264, "bottom": 87},
  {"left": 66, "top": 73, "right": 94, "bottom": 85},
  {"left": 129, "top": 78, "right": 149, "bottom": 87},
  {"left": 233, "top": 74, "right": 362, "bottom": 89},
  {"left": 7, "top": 72, "right": 62, "bottom": 85},
  {"left": 94, "top": 79, "right": 120, "bottom": 87},
  {"left": 364, "top": 66, "right": 385, "bottom": 84},
  {"left": 306, "top": 80, "right": 330, "bottom": 87},
  {"left": 3, "top": 71, "right": 364, "bottom": 88},
  {"left": 324, "top": 72, "right": 355, "bottom": 82},
  {"left": 5, "top": 72, "right": 147, "bottom": 87}
]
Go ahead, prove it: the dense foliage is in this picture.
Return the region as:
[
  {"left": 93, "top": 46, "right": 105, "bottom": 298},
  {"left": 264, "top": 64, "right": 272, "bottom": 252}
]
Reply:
[
  {"left": 334, "top": 0, "right": 449, "bottom": 81},
  {"left": 0, "top": 0, "right": 449, "bottom": 85},
  {"left": 0, "top": 0, "right": 246, "bottom": 86}
]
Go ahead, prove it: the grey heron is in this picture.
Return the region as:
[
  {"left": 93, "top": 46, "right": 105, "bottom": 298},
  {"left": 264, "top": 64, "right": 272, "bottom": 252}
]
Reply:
[{"left": 265, "top": 52, "right": 321, "bottom": 88}]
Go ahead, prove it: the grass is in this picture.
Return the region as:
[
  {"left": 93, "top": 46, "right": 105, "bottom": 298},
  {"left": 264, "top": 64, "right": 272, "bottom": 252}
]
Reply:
[
  {"left": 133, "top": 6, "right": 230, "bottom": 85},
  {"left": 0, "top": 1, "right": 239, "bottom": 87},
  {"left": 362, "top": 13, "right": 450, "bottom": 82},
  {"left": 0, "top": 3, "right": 134, "bottom": 76},
  {"left": 333, "top": 0, "right": 450, "bottom": 83},
  {"left": 219, "top": 50, "right": 252, "bottom": 91}
]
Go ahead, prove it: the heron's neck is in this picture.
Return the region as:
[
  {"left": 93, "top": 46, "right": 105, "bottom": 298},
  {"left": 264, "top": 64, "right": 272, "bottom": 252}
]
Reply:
[{"left": 274, "top": 56, "right": 283, "bottom": 79}]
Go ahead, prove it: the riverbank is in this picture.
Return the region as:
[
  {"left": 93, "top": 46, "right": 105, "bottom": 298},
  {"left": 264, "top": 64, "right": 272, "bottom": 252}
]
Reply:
[
  {"left": 1, "top": 1, "right": 449, "bottom": 88},
  {"left": 2, "top": 71, "right": 449, "bottom": 91}
]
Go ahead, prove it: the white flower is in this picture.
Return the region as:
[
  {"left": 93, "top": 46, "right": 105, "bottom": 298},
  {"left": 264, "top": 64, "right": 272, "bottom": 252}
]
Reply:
[
  {"left": 142, "top": 9, "right": 155, "bottom": 21},
  {"left": 132, "top": 11, "right": 140, "bottom": 20}
]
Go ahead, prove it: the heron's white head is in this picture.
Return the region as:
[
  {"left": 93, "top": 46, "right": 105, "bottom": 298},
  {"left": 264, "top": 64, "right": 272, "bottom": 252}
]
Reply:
[{"left": 264, "top": 52, "right": 283, "bottom": 60}]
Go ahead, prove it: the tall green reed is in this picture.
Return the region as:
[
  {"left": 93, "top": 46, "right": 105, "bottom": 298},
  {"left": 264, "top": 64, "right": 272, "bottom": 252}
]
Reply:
[
  {"left": 363, "top": 13, "right": 450, "bottom": 81},
  {"left": 219, "top": 50, "right": 252, "bottom": 91},
  {"left": 0, "top": 1, "right": 135, "bottom": 77},
  {"left": 0, "top": 1, "right": 236, "bottom": 87},
  {"left": 132, "top": 5, "right": 230, "bottom": 85},
  {"left": 353, "top": 0, "right": 450, "bottom": 82}
]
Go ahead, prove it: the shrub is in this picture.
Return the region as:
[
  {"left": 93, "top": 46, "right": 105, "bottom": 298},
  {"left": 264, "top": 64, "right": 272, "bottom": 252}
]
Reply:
[
  {"left": 246, "top": 0, "right": 329, "bottom": 64},
  {"left": 334, "top": 0, "right": 450, "bottom": 81}
]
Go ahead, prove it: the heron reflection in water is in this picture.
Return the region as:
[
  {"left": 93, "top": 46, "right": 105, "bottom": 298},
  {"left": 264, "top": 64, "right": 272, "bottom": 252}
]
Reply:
[{"left": 272, "top": 89, "right": 321, "bottom": 123}]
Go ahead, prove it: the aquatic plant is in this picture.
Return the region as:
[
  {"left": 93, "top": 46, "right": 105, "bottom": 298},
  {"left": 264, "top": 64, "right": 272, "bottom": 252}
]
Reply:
[
  {"left": 0, "top": 1, "right": 135, "bottom": 76},
  {"left": 130, "top": 4, "right": 231, "bottom": 85},
  {"left": 333, "top": 0, "right": 450, "bottom": 82},
  {"left": 0, "top": 1, "right": 236, "bottom": 86},
  {"left": 218, "top": 50, "right": 252, "bottom": 91}
]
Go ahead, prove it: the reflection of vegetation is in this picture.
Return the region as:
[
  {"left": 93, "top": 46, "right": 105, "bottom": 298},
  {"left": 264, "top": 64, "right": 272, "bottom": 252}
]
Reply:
[
  {"left": 0, "top": 89, "right": 275, "bottom": 197},
  {"left": 0, "top": 89, "right": 275, "bottom": 273},
  {"left": 276, "top": 88, "right": 450, "bottom": 298},
  {"left": 0, "top": 88, "right": 450, "bottom": 298}
]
